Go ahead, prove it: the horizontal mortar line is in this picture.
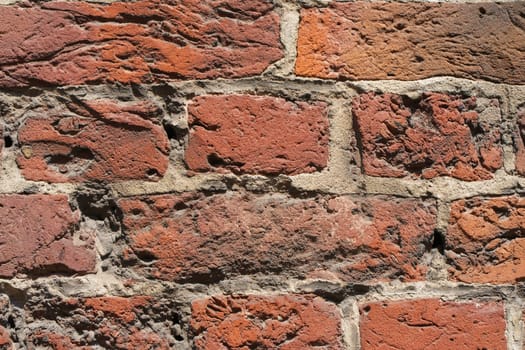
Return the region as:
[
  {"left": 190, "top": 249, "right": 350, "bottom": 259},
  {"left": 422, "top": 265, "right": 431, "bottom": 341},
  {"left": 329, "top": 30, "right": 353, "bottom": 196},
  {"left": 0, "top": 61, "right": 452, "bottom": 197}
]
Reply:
[
  {"left": 0, "top": 76, "right": 522, "bottom": 96},
  {"left": 0, "top": 277, "right": 522, "bottom": 301}
]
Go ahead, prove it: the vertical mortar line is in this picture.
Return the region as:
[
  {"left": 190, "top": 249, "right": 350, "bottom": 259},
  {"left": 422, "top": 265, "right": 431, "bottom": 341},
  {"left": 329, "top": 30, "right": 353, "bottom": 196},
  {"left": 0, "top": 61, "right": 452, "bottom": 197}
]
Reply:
[
  {"left": 501, "top": 84, "right": 516, "bottom": 174},
  {"left": 426, "top": 196, "right": 451, "bottom": 282},
  {"left": 505, "top": 294, "right": 523, "bottom": 350},
  {"left": 266, "top": 0, "right": 300, "bottom": 77},
  {"left": 340, "top": 297, "right": 361, "bottom": 350}
]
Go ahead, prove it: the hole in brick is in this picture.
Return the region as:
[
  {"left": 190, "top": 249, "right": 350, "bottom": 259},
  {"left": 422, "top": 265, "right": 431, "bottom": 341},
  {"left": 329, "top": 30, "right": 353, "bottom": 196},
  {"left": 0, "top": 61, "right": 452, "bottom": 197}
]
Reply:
[
  {"left": 394, "top": 22, "right": 406, "bottom": 30},
  {"left": 493, "top": 206, "right": 510, "bottom": 220},
  {"left": 479, "top": 7, "right": 486, "bottom": 14},
  {"left": 363, "top": 305, "right": 371, "bottom": 313},
  {"left": 3, "top": 135, "right": 12, "bottom": 148},
  {"left": 7, "top": 315, "right": 15, "bottom": 328},
  {"left": 135, "top": 250, "right": 157, "bottom": 263},
  {"left": 146, "top": 168, "right": 160, "bottom": 178},
  {"left": 432, "top": 229, "right": 445, "bottom": 254},
  {"left": 207, "top": 153, "right": 228, "bottom": 167},
  {"left": 415, "top": 55, "right": 424, "bottom": 63},
  {"left": 163, "top": 123, "right": 178, "bottom": 140}
]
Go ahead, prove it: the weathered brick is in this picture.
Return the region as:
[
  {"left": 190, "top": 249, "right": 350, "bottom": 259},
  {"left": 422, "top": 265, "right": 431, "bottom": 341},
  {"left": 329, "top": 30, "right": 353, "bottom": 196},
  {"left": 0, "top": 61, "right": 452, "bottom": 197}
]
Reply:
[
  {"left": 360, "top": 299, "right": 506, "bottom": 350},
  {"left": 191, "top": 294, "right": 343, "bottom": 350},
  {"left": 296, "top": 2, "right": 525, "bottom": 83},
  {"left": 0, "top": 194, "right": 95, "bottom": 278},
  {"left": 185, "top": 95, "right": 329, "bottom": 175},
  {"left": 24, "top": 296, "right": 182, "bottom": 349},
  {"left": 16, "top": 99, "right": 169, "bottom": 182},
  {"left": 447, "top": 195, "right": 525, "bottom": 284},
  {"left": 353, "top": 92, "right": 502, "bottom": 181},
  {"left": 0, "top": 327, "right": 12, "bottom": 350},
  {"left": 119, "top": 192, "right": 436, "bottom": 282},
  {"left": 0, "top": 0, "right": 282, "bottom": 87}
]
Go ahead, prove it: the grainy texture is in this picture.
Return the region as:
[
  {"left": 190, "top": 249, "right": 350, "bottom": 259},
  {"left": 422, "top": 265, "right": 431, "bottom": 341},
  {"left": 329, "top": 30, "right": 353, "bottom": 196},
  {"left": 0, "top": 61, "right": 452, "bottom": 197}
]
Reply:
[
  {"left": 296, "top": 2, "right": 525, "bottom": 83},
  {"left": 21, "top": 296, "right": 182, "bottom": 349},
  {"left": 353, "top": 92, "right": 502, "bottom": 180},
  {"left": 191, "top": 295, "right": 343, "bottom": 350},
  {"left": 447, "top": 195, "right": 525, "bottom": 284},
  {"left": 185, "top": 94, "right": 329, "bottom": 175},
  {"left": 17, "top": 99, "right": 169, "bottom": 182},
  {"left": 119, "top": 192, "right": 436, "bottom": 282},
  {"left": 0, "top": 194, "right": 95, "bottom": 278},
  {"left": 360, "top": 299, "right": 507, "bottom": 350},
  {"left": 0, "top": 0, "right": 524, "bottom": 347},
  {"left": 0, "top": 0, "right": 282, "bottom": 87}
]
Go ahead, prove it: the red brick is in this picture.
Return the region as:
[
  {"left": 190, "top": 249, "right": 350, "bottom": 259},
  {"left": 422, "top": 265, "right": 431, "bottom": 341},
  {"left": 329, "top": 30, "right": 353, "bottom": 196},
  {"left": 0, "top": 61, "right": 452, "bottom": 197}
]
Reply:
[
  {"left": 191, "top": 294, "right": 343, "bottom": 349},
  {"left": 360, "top": 299, "right": 506, "bottom": 350},
  {"left": 0, "top": 194, "right": 95, "bottom": 278},
  {"left": 353, "top": 92, "right": 502, "bottom": 181},
  {"left": 0, "top": 0, "right": 282, "bottom": 87},
  {"left": 296, "top": 2, "right": 525, "bottom": 83},
  {"left": 185, "top": 95, "right": 329, "bottom": 175},
  {"left": 0, "top": 327, "right": 12, "bottom": 349},
  {"left": 119, "top": 192, "right": 436, "bottom": 282},
  {"left": 447, "top": 195, "right": 525, "bottom": 284},
  {"left": 25, "top": 296, "right": 181, "bottom": 349},
  {"left": 16, "top": 99, "right": 169, "bottom": 182}
]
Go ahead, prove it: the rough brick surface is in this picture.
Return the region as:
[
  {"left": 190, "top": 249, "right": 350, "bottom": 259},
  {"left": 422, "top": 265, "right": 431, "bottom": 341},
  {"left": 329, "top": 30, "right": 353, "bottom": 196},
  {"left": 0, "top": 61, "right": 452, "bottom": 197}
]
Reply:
[
  {"left": 0, "top": 194, "right": 95, "bottom": 278},
  {"left": 17, "top": 99, "right": 169, "bottom": 182},
  {"left": 353, "top": 92, "right": 502, "bottom": 180},
  {"left": 22, "top": 296, "right": 182, "bottom": 349},
  {"left": 185, "top": 95, "right": 329, "bottom": 175},
  {"left": 119, "top": 192, "right": 436, "bottom": 282},
  {"left": 0, "top": 327, "right": 12, "bottom": 350},
  {"left": 0, "top": 0, "right": 282, "bottom": 87},
  {"left": 296, "top": 2, "right": 525, "bottom": 83},
  {"left": 447, "top": 195, "right": 525, "bottom": 284},
  {"left": 360, "top": 299, "right": 506, "bottom": 350},
  {"left": 191, "top": 294, "right": 343, "bottom": 349}
]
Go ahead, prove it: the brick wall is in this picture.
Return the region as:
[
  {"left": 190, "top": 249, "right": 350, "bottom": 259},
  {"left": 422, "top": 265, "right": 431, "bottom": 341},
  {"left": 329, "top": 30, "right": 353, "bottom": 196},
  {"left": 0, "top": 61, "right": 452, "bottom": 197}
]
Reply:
[{"left": 0, "top": 0, "right": 524, "bottom": 349}]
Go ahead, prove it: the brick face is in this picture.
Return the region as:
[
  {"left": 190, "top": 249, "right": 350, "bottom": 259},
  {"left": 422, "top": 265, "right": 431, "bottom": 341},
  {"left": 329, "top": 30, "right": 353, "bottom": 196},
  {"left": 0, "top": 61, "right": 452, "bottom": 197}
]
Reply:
[
  {"left": 119, "top": 192, "right": 436, "bottom": 282},
  {"left": 185, "top": 95, "right": 329, "bottom": 175},
  {"left": 191, "top": 295, "right": 343, "bottom": 350},
  {"left": 360, "top": 299, "right": 507, "bottom": 350},
  {"left": 0, "top": 0, "right": 282, "bottom": 87},
  {"left": 0, "top": 194, "right": 95, "bottom": 278},
  {"left": 447, "top": 195, "right": 525, "bottom": 284},
  {"left": 353, "top": 92, "right": 502, "bottom": 180},
  {"left": 296, "top": 2, "right": 525, "bottom": 83},
  {"left": 22, "top": 296, "right": 182, "bottom": 349},
  {"left": 16, "top": 99, "right": 169, "bottom": 182}
]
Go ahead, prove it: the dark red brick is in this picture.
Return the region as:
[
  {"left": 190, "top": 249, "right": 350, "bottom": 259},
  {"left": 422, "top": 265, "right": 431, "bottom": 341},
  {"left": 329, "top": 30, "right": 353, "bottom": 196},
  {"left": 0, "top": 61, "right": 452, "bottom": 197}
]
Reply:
[
  {"left": 0, "top": 0, "right": 282, "bottom": 87},
  {"left": 16, "top": 99, "right": 169, "bottom": 182},
  {"left": 447, "top": 195, "right": 525, "bottom": 284},
  {"left": 119, "top": 192, "right": 436, "bottom": 282},
  {"left": 0, "top": 194, "right": 95, "bottom": 278},
  {"left": 191, "top": 294, "right": 343, "bottom": 349},
  {"left": 296, "top": 2, "right": 525, "bottom": 83},
  {"left": 185, "top": 95, "right": 329, "bottom": 175},
  {"left": 360, "top": 299, "right": 506, "bottom": 350},
  {"left": 25, "top": 296, "right": 181, "bottom": 349},
  {"left": 353, "top": 92, "right": 502, "bottom": 180}
]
